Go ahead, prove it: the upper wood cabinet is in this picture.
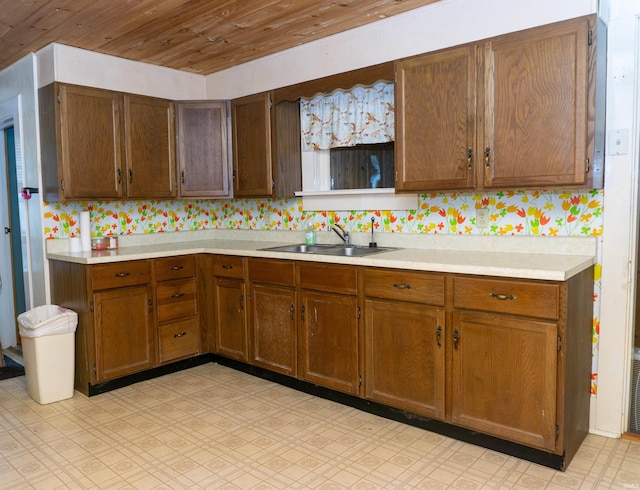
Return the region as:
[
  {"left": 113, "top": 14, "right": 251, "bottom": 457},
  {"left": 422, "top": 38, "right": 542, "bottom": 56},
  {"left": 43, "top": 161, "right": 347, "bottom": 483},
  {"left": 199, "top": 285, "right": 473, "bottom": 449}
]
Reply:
[
  {"left": 124, "top": 95, "right": 176, "bottom": 199},
  {"left": 176, "top": 101, "right": 232, "bottom": 198},
  {"left": 39, "top": 83, "right": 176, "bottom": 201},
  {"left": 231, "top": 92, "right": 301, "bottom": 199},
  {"left": 395, "top": 15, "right": 603, "bottom": 193}
]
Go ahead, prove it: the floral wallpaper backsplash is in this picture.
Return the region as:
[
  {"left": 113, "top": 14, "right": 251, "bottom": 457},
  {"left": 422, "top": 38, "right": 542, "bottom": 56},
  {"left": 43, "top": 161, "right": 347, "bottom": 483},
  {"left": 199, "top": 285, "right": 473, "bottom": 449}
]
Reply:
[{"left": 43, "top": 188, "right": 604, "bottom": 394}]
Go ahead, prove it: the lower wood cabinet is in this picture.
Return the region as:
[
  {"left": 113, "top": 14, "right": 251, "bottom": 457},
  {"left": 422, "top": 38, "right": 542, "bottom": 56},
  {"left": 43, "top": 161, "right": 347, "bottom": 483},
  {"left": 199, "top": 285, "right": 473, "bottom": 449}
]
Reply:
[
  {"left": 212, "top": 255, "right": 248, "bottom": 361},
  {"left": 298, "top": 263, "right": 359, "bottom": 395},
  {"left": 94, "top": 284, "right": 154, "bottom": 381},
  {"left": 248, "top": 258, "right": 297, "bottom": 376}
]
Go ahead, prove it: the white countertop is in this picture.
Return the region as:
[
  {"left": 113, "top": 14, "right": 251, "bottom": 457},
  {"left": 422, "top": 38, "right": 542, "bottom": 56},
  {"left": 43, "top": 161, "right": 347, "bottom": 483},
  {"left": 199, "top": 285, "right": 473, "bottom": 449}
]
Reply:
[{"left": 46, "top": 230, "right": 596, "bottom": 281}]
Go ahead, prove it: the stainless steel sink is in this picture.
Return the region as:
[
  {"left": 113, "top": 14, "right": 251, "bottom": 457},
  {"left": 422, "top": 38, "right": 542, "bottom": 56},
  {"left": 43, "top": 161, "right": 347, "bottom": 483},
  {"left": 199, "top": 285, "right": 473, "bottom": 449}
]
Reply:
[{"left": 260, "top": 243, "right": 397, "bottom": 256}]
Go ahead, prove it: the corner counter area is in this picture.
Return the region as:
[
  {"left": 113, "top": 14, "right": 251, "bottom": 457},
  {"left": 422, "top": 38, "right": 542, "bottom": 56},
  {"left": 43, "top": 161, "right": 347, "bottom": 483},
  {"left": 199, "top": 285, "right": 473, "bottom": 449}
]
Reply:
[{"left": 46, "top": 230, "right": 595, "bottom": 470}]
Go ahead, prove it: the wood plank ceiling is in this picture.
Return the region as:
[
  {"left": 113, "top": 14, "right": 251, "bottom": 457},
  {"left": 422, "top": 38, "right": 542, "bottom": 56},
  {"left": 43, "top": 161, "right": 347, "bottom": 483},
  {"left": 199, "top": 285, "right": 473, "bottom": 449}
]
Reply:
[{"left": 0, "top": 0, "right": 440, "bottom": 75}]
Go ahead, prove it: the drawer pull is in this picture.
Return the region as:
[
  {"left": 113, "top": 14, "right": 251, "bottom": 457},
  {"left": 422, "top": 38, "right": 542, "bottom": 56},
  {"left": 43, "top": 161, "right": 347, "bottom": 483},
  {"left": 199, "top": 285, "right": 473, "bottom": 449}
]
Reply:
[
  {"left": 171, "top": 292, "right": 185, "bottom": 299},
  {"left": 392, "top": 282, "right": 412, "bottom": 290},
  {"left": 489, "top": 292, "right": 516, "bottom": 301},
  {"left": 436, "top": 325, "right": 442, "bottom": 348},
  {"left": 290, "top": 304, "right": 295, "bottom": 321},
  {"left": 115, "top": 272, "right": 130, "bottom": 278},
  {"left": 453, "top": 328, "right": 460, "bottom": 351},
  {"left": 170, "top": 265, "right": 184, "bottom": 271},
  {"left": 222, "top": 264, "right": 234, "bottom": 270},
  {"left": 173, "top": 331, "right": 187, "bottom": 338}
]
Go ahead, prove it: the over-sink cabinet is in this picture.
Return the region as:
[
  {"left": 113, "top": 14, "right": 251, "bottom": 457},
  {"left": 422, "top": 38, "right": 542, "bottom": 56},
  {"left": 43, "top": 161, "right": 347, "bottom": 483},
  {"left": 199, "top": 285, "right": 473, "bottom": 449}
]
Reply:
[{"left": 395, "top": 15, "right": 603, "bottom": 192}]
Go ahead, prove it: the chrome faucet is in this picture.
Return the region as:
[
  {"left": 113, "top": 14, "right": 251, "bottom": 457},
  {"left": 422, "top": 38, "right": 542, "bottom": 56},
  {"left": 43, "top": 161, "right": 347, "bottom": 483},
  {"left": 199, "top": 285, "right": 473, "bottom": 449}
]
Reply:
[{"left": 331, "top": 224, "right": 350, "bottom": 246}]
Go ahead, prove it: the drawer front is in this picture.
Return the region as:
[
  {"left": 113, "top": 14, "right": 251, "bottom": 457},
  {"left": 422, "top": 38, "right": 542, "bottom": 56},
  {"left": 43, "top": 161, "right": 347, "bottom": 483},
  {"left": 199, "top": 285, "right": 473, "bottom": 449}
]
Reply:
[
  {"left": 364, "top": 268, "right": 445, "bottom": 306},
  {"left": 248, "top": 258, "right": 295, "bottom": 287},
  {"left": 155, "top": 255, "right": 195, "bottom": 281},
  {"left": 212, "top": 255, "right": 245, "bottom": 279},
  {"left": 91, "top": 260, "right": 151, "bottom": 290},
  {"left": 453, "top": 276, "right": 559, "bottom": 320},
  {"left": 157, "top": 278, "right": 197, "bottom": 322},
  {"left": 298, "top": 262, "right": 357, "bottom": 294},
  {"left": 158, "top": 317, "right": 199, "bottom": 363}
]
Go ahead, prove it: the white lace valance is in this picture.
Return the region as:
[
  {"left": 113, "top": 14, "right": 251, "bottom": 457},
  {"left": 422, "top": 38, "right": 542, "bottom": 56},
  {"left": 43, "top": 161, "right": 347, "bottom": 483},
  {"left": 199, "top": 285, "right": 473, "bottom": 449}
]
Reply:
[{"left": 300, "top": 82, "right": 394, "bottom": 151}]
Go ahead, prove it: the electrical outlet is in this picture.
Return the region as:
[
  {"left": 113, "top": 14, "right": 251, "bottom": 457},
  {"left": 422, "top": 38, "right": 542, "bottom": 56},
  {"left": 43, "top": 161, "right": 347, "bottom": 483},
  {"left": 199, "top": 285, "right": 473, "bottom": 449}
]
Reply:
[{"left": 476, "top": 208, "right": 490, "bottom": 228}]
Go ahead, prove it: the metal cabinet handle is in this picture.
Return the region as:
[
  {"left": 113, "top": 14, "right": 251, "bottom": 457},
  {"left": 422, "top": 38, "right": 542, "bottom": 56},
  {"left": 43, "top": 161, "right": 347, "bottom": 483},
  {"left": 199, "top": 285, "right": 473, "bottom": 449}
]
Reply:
[
  {"left": 222, "top": 264, "right": 233, "bottom": 270},
  {"left": 170, "top": 265, "right": 184, "bottom": 271},
  {"left": 436, "top": 325, "right": 442, "bottom": 348},
  {"left": 484, "top": 146, "right": 491, "bottom": 168},
  {"left": 181, "top": 171, "right": 185, "bottom": 184},
  {"left": 239, "top": 294, "right": 244, "bottom": 310},
  {"left": 290, "top": 304, "right": 295, "bottom": 321},
  {"left": 117, "top": 169, "right": 122, "bottom": 184},
  {"left": 115, "top": 272, "right": 130, "bottom": 278},
  {"left": 301, "top": 304, "right": 305, "bottom": 321},
  {"left": 170, "top": 292, "right": 185, "bottom": 299},
  {"left": 173, "top": 331, "right": 187, "bottom": 338},
  {"left": 467, "top": 147, "right": 473, "bottom": 170},
  {"left": 392, "top": 283, "right": 412, "bottom": 290},
  {"left": 128, "top": 169, "right": 133, "bottom": 184},
  {"left": 489, "top": 292, "right": 516, "bottom": 301},
  {"left": 453, "top": 328, "right": 460, "bottom": 351}
]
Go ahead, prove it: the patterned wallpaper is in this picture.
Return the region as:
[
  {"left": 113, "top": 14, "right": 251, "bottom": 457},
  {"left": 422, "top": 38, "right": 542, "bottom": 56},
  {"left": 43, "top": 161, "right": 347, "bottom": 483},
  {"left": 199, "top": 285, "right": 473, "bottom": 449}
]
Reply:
[{"left": 43, "top": 189, "right": 603, "bottom": 393}]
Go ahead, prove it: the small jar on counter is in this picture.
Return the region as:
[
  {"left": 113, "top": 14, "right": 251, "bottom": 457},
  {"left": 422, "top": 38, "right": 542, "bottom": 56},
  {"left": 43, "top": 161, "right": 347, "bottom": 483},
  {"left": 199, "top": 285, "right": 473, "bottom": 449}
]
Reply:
[
  {"left": 106, "top": 236, "right": 119, "bottom": 250},
  {"left": 91, "top": 237, "right": 107, "bottom": 251}
]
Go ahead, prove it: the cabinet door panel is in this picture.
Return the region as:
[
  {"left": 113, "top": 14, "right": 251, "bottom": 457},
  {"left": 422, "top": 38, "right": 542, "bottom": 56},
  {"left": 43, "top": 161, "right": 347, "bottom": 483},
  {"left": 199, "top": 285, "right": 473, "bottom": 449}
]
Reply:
[
  {"left": 451, "top": 311, "right": 558, "bottom": 450},
  {"left": 59, "top": 84, "right": 124, "bottom": 199},
  {"left": 395, "top": 46, "right": 476, "bottom": 191},
  {"left": 365, "top": 299, "right": 445, "bottom": 419},
  {"left": 299, "top": 291, "right": 358, "bottom": 395},
  {"left": 177, "top": 101, "right": 231, "bottom": 198},
  {"left": 483, "top": 18, "right": 589, "bottom": 188},
  {"left": 214, "top": 278, "right": 248, "bottom": 361},
  {"left": 124, "top": 95, "right": 176, "bottom": 198},
  {"left": 251, "top": 284, "right": 297, "bottom": 376},
  {"left": 232, "top": 92, "right": 274, "bottom": 197},
  {"left": 94, "top": 285, "right": 154, "bottom": 381}
]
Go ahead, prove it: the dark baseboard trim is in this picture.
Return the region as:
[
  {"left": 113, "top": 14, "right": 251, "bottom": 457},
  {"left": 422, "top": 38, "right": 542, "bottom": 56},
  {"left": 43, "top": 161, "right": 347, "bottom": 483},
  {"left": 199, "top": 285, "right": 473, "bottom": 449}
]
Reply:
[
  {"left": 86, "top": 353, "right": 567, "bottom": 470},
  {"left": 210, "top": 355, "right": 567, "bottom": 471},
  {"left": 87, "top": 354, "right": 213, "bottom": 396}
]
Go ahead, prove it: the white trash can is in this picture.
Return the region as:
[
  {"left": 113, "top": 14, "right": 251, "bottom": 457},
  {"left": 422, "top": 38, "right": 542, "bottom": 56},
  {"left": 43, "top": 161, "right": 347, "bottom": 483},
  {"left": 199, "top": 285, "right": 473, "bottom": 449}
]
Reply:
[{"left": 17, "top": 305, "right": 78, "bottom": 404}]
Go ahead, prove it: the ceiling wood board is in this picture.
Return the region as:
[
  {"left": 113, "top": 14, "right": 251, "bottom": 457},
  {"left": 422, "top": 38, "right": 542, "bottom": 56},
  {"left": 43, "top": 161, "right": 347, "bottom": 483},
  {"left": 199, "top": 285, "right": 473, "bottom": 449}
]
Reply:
[{"left": 0, "top": 0, "right": 440, "bottom": 75}]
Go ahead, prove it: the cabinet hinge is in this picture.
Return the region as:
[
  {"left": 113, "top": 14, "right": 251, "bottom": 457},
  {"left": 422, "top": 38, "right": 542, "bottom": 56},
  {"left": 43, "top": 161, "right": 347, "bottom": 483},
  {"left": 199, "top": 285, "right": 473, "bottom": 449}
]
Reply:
[
  {"left": 60, "top": 180, "right": 65, "bottom": 191},
  {"left": 557, "top": 335, "right": 562, "bottom": 352},
  {"left": 93, "top": 363, "right": 97, "bottom": 374},
  {"left": 90, "top": 301, "right": 94, "bottom": 312},
  {"left": 57, "top": 92, "right": 61, "bottom": 103},
  {"left": 555, "top": 423, "right": 560, "bottom": 441},
  {"left": 271, "top": 179, "right": 275, "bottom": 189},
  {"left": 358, "top": 373, "right": 362, "bottom": 387},
  {"left": 586, "top": 158, "right": 591, "bottom": 173},
  {"left": 588, "top": 29, "right": 593, "bottom": 46},
  {"left": 357, "top": 306, "right": 361, "bottom": 320}
]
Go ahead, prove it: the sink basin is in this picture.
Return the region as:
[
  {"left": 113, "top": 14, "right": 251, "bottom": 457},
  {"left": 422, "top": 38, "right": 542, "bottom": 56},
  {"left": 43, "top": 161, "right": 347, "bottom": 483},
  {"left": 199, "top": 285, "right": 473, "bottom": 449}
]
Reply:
[{"left": 261, "top": 243, "right": 397, "bottom": 257}]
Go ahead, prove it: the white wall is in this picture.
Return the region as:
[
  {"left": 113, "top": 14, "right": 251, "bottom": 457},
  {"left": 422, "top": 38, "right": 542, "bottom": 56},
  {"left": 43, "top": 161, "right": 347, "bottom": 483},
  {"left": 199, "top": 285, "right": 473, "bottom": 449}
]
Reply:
[
  {"left": 0, "top": 55, "right": 47, "bottom": 327},
  {"left": 36, "top": 43, "right": 206, "bottom": 100}
]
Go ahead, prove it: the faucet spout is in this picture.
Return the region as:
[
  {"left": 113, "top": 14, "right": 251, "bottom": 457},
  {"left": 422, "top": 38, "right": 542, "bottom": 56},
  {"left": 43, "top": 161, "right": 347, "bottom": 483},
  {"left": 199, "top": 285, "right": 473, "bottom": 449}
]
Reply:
[{"left": 331, "top": 224, "right": 350, "bottom": 246}]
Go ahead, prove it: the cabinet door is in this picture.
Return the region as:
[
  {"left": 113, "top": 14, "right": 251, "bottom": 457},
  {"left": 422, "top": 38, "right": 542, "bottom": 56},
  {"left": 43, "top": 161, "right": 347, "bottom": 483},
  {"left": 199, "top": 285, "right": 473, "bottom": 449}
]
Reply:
[
  {"left": 94, "top": 285, "right": 154, "bottom": 381},
  {"left": 483, "top": 17, "right": 591, "bottom": 188},
  {"left": 250, "top": 284, "right": 297, "bottom": 376},
  {"left": 451, "top": 311, "right": 558, "bottom": 451},
  {"left": 214, "top": 278, "right": 248, "bottom": 361},
  {"left": 58, "top": 84, "right": 124, "bottom": 200},
  {"left": 176, "top": 101, "right": 232, "bottom": 198},
  {"left": 365, "top": 299, "right": 445, "bottom": 419},
  {"left": 231, "top": 92, "right": 274, "bottom": 197},
  {"left": 395, "top": 46, "right": 477, "bottom": 192},
  {"left": 299, "top": 290, "right": 359, "bottom": 395},
  {"left": 124, "top": 95, "right": 176, "bottom": 198}
]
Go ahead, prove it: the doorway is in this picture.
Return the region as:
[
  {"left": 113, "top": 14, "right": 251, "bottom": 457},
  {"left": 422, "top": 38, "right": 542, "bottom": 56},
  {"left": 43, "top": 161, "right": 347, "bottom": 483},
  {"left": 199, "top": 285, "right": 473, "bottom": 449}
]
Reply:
[{"left": 0, "top": 122, "right": 26, "bottom": 349}]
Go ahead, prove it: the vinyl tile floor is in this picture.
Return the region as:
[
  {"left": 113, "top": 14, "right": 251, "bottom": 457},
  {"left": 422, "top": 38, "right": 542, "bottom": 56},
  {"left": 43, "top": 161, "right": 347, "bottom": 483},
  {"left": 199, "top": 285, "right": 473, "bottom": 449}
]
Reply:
[{"left": 0, "top": 363, "right": 639, "bottom": 489}]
